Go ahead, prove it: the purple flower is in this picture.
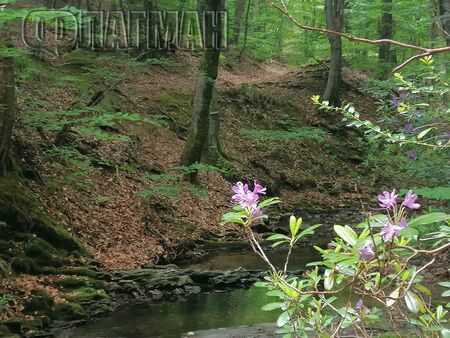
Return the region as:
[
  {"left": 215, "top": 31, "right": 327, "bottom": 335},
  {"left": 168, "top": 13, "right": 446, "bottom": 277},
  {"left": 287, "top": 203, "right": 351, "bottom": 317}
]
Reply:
[
  {"left": 401, "top": 124, "right": 415, "bottom": 134},
  {"left": 359, "top": 242, "right": 375, "bottom": 262},
  {"left": 392, "top": 96, "right": 400, "bottom": 108},
  {"left": 380, "top": 219, "right": 408, "bottom": 242},
  {"left": 231, "top": 181, "right": 267, "bottom": 210},
  {"left": 377, "top": 189, "right": 398, "bottom": 209},
  {"left": 402, "top": 190, "right": 420, "bottom": 209},
  {"left": 253, "top": 180, "right": 267, "bottom": 195},
  {"left": 355, "top": 299, "right": 364, "bottom": 311},
  {"left": 355, "top": 299, "right": 371, "bottom": 315},
  {"left": 405, "top": 151, "right": 418, "bottom": 161}
]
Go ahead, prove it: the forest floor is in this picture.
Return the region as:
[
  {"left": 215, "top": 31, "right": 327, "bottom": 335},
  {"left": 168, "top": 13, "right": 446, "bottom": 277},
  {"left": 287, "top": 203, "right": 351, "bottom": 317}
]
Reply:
[
  {"left": 12, "top": 50, "right": 380, "bottom": 271},
  {"left": 0, "top": 47, "right": 397, "bottom": 323}
]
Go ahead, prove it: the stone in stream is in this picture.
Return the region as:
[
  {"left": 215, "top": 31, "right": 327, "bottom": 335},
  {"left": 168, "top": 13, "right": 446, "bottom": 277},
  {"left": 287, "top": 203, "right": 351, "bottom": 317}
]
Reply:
[{"left": 182, "top": 323, "right": 279, "bottom": 338}]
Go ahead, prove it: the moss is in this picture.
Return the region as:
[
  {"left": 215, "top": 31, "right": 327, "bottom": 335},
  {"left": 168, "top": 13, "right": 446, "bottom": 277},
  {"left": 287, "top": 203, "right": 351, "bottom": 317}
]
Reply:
[
  {"left": 54, "top": 277, "right": 107, "bottom": 290},
  {"left": 64, "top": 288, "right": 109, "bottom": 304},
  {"left": 11, "top": 256, "right": 40, "bottom": 274},
  {"left": 57, "top": 268, "right": 100, "bottom": 279},
  {"left": 23, "top": 290, "right": 54, "bottom": 315},
  {"left": 151, "top": 91, "right": 193, "bottom": 126},
  {"left": 0, "top": 175, "right": 87, "bottom": 273},
  {"left": 0, "top": 258, "right": 10, "bottom": 277},
  {"left": 51, "top": 303, "right": 86, "bottom": 321}
]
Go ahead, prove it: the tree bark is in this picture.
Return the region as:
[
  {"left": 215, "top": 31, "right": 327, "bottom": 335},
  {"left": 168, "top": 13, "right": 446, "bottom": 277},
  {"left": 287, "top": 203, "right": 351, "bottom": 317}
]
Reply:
[
  {"left": 0, "top": 57, "right": 16, "bottom": 176},
  {"left": 181, "top": 0, "right": 223, "bottom": 181},
  {"left": 233, "top": 0, "right": 246, "bottom": 46},
  {"left": 239, "top": 0, "right": 251, "bottom": 57},
  {"left": 202, "top": 88, "right": 220, "bottom": 164},
  {"left": 323, "top": 0, "right": 345, "bottom": 106},
  {"left": 439, "top": 0, "right": 450, "bottom": 46},
  {"left": 379, "top": 0, "right": 397, "bottom": 63}
]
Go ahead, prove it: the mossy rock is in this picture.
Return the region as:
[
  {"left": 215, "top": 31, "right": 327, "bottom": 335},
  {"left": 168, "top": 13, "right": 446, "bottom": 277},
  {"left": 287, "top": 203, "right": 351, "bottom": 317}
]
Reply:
[
  {"left": 51, "top": 303, "right": 86, "bottom": 321},
  {"left": 56, "top": 268, "right": 100, "bottom": 279},
  {"left": 11, "top": 256, "right": 40, "bottom": 274},
  {"left": 0, "top": 258, "right": 11, "bottom": 277},
  {"left": 54, "top": 277, "right": 107, "bottom": 291},
  {"left": 0, "top": 175, "right": 87, "bottom": 273},
  {"left": 23, "top": 290, "right": 54, "bottom": 316},
  {"left": 64, "top": 288, "right": 109, "bottom": 304}
]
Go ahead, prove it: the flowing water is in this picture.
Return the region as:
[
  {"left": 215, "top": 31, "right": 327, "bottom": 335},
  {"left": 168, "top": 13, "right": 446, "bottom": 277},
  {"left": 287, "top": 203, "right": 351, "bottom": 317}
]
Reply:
[{"left": 58, "top": 246, "right": 320, "bottom": 338}]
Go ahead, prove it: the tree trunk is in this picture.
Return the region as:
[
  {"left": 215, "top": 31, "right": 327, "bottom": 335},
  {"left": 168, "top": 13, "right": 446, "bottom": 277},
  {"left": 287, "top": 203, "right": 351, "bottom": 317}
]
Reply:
[
  {"left": 379, "top": 0, "right": 397, "bottom": 63},
  {"left": 439, "top": 0, "right": 450, "bottom": 46},
  {"left": 0, "top": 57, "right": 16, "bottom": 176},
  {"left": 323, "top": 0, "right": 345, "bottom": 107},
  {"left": 181, "top": 0, "right": 223, "bottom": 181},
  {"left": 233, "top": 0, "right": 246, "bottom": 46},
  {"left": 239, "top": 0, "right": 251, "bottom": 57},
  {"left": 202, "top": 88, "right": 220, "bottom": 164}
]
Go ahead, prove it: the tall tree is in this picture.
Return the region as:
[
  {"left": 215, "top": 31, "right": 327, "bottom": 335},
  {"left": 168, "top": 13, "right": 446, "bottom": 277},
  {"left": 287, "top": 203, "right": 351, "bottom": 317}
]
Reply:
[
  {"left": 233, "top": 0, "right": 246, "bottom": 45},
  {"left": 379, "top": 0, "right": 397, "bottom": 63},
  {"left": 439, "top": 0, "right": 450, "bottom": 46},
  {"left": 323, "top": 0, "right": 345, "bottom": 106},
  {"left": 181, "top": 0, "right": 224, "bottom": 181},
  {"left": 0, "top": 57, "right": 16, "bottom": 175}
]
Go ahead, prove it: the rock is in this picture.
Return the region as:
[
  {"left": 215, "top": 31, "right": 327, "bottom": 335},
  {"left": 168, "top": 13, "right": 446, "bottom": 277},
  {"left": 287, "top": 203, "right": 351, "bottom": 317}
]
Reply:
[
  {"left": 23, "top": 290, "right": 54, "bottom": 316},
  {"left": 0, "top": 258, "right": 10, "bottom": 277},
  {"left": 51, "top": 303, "right": 86, "bottom": 321}
]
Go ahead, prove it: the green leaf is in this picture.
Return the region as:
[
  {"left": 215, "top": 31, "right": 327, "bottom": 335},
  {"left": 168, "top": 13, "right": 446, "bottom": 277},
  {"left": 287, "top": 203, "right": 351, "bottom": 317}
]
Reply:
[
  {"left": 334, "top": 225, "right": 357, "bottom": 246},
  {"left": 413, "top": 284, "right": 431, "bottom": 297},
  {"left": 417, "top": 127, "right": 432, "bottom": 139},
  {"left": 258, "top": 197, "right": 281, "bottom": 209},
  {"left": 262, "top": 302, "right": 285, "bottom": 311},
  {"left": 266, "top": 234, "right": 290, "bottom": 241},
  {"left": 386, "top": 288, "right": 400, "bottom": 307},
  {"left": 324, "top": 269, "right": 335, "bottom": 290},
  {"left": 409, "top": 213, "right": 450, "bottom": 227},
  {"left": 277, "top": 311, "right": 291, "bottom": 327},
  {"left": 405, "top": 291, "right": 421, "bottom": 314}
]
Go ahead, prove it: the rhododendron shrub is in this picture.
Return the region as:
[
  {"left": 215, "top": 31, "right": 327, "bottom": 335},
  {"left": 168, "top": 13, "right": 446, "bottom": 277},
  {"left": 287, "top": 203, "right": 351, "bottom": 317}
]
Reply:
[{"left": 222, "top": 183, "right": 450, "bottom": 337}]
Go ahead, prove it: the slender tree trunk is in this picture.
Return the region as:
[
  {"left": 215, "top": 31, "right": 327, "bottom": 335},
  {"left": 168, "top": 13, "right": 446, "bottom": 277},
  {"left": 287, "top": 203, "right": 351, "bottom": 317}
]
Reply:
[
  {"left": 239, "top": 0, "right": 251, "bottom": 57},
  {"left": 439, "top": 0, "right": 450, "bottom": 46},
  {"left": 233, "top": 0, "right": 246, "bottom": 46},
  {"left": 202, "top": 88, "right": 220, "bottom": 164},
  {"left": 379, "top": 0, "right": 397, "bottom": 63},
  {"left": 0, "top": 57, "right": 16, "bottom": 176},
  {"left": 181, "top": 0, "right": 223, "bottom": 181},
  {"left": 323, "top": 0, "right": 345, "bottom": 106}
]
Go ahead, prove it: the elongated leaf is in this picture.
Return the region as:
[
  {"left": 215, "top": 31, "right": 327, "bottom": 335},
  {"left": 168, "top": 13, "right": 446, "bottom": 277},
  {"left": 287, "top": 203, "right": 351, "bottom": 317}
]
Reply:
[
  {"left": 277, "top": 311, "right": 291, "bottom": 327},
  {"left": 334, "top": 225, "right": 357, "bottom": 246},
  {"left": 409, "top": 213, "right": 450, "bottom": 227},
  {"left": 405, "top": 291, "right": 421, "bottom": 313},
  {"left": 386, "top": 288, "right": 400, "bottom": 307},
  {"left": 417, "top": 127, "right": 432, "bottom": 139},
  {"left": 262, "top": 302, "right": 284, "bottom": 311},
  {"left": 266, "top": 234, "right": 290, "bottom": 241},
  {"left": 258, "top": 197, "right": 281, "bottom": 209}
]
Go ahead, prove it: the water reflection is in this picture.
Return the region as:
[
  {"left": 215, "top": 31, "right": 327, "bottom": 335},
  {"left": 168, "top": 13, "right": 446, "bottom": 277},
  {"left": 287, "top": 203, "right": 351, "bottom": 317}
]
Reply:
[{"left": 58, "top": 286, "right": 276, "bottom": 338}]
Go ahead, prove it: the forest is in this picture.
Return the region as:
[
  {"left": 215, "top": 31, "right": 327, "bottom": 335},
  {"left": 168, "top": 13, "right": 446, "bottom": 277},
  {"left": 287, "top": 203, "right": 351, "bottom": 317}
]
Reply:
[{"left": 0, "top": 0, "right": 449, "bottom": 337}]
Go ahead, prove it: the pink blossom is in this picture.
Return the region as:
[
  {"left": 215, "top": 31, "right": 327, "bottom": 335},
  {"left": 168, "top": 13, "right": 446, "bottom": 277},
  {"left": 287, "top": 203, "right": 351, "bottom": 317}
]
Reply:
[
  {"left": 380, "top": 219, "right": 408, "bottom": 242},
  {"left": 359, "top": 242, "right": 375, "bottom": 262},
  {"left": 377, "top": 189, "right": 398, "bottom": 209},
  {"left": 402, "top": 190, "right": 420, "bottom": 210}
]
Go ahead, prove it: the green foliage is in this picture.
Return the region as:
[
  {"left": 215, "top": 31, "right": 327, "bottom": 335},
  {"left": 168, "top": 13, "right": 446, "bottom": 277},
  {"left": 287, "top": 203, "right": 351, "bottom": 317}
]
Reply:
[
  {"left": 400, "top": 187, "right": 450, "bottom": 201},
  {"left": 0, "top": 294, "right": 14, "bottom": 312}
]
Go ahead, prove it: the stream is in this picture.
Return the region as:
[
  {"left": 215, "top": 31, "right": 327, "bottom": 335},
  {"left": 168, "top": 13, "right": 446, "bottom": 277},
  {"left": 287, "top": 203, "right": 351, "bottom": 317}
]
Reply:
[{"left": 57, "top": 246, "right": 320, "bottom": 338}]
